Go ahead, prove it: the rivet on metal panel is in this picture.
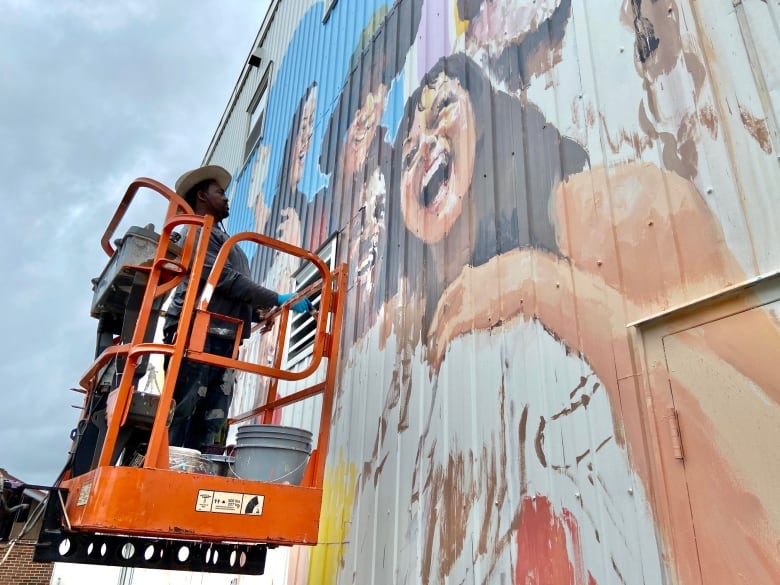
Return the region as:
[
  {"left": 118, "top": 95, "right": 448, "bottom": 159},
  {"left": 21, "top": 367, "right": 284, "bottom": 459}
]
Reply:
[
  {"left": 596, "top": 260, "right": 603, "bottom": 266},
  {"left": 706, "top": 187, "right": 714, "bottom": 194},
  {"left": 575, "top": 492, "right": 581, "bottom": 500},
  {"left": 648, "top": 220, "right": 654, "bottom": 226},
  {"left": 628, "top": 487, "right": 634, "bottom": 495},
  {"left": 619, "top": 46, "right": 625, "bottom": 53}
]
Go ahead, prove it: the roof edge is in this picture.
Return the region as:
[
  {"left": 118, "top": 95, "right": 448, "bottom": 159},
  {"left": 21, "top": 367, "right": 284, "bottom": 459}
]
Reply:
[{"left": 202, "top": 0, "right": 283, "bottom": 165}]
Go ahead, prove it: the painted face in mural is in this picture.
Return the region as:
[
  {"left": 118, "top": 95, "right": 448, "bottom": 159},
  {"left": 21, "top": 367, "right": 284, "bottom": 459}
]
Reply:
[
  {"left": 250, "top": 146, "right": 271, "bottom": 232},
  {"left": 350, "top": 167, "right": 386, "bottom": 298},
  {"left": 274, "top": 207, "right": 302, "bottom": 248},
  {"left": 289, "top": 86, "right": 318, "bottom": 190},
  {"left": 400, "top": 72, "right": 476, "bottom": 244},
  {"left": 345, "top": 84, "right": 388, "bottom": 177},
  {"left": 254, "top": 195, "right": 270, "bottom": 237},
  {"left": 467, "top": 0, "right": 561, "bottom": 53}
]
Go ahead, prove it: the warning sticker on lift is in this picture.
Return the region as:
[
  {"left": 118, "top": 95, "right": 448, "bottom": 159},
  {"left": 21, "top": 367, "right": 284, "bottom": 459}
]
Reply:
[
  {"left": 195, "top": 490, "right": 265, "bottom": 516},
  {"left": 76, "top": 481, "right": 92, "bottom": 507}
]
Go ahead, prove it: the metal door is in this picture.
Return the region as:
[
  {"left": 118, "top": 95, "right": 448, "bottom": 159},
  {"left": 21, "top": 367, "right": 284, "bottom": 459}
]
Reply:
[{"left": 662, "top": 295, "right": 780, "bottom": 585}]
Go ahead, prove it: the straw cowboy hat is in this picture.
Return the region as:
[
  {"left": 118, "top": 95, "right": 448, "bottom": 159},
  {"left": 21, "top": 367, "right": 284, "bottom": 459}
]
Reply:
[{"left": 175, "top": 165, "right": 232, "bottom": 204}]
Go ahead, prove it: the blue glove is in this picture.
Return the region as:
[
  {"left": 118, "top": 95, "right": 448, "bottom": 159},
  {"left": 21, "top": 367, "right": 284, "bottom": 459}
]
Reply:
[{"left": 277, "top": 293, "right": 313, "bottom": 314}]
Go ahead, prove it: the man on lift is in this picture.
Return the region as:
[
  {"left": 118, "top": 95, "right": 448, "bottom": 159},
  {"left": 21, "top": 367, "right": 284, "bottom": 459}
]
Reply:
[{"left": 164, "top": 165, "right": 311, "bottom": 452}]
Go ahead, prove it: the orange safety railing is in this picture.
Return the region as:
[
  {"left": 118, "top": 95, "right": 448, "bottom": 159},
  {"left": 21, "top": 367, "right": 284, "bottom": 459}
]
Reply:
[
  {"left": 35, "top": 178, "right": 347, "bottom": 574},
  {"left": 72, "top": 178, "right": 346, "bottom": 500}
]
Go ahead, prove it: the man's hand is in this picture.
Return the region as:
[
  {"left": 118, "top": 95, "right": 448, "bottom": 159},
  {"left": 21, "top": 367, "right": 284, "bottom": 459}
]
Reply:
[{"left": 277, "top": 293, "right": 313, "bottom": 314}]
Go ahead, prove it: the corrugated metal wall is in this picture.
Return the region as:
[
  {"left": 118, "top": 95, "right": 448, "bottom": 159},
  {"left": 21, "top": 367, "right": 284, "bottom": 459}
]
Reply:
[{"left": 206, "top": 1, "right": 780, "bottom": 583}]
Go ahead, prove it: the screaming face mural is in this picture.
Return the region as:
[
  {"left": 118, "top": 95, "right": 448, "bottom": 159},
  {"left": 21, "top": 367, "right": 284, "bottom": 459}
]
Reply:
[
  {"left": 219, "top": 0, "right": 780, "bottom": 583},
  {"left": 399, "top": 67, "right": 476, "bottom": 243}
]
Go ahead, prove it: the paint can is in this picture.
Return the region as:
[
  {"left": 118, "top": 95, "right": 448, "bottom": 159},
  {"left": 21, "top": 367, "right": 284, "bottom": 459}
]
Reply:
[
  {"left": 233, "top": 425, "right": 313, "bottom": 485},
  {"left": 169, "top": 446, "right": 216, "bottom": 475}
]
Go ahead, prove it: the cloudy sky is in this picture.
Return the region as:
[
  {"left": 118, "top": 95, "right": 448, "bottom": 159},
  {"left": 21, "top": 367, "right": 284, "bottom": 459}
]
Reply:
[{"left": 0, "top": 1, "right": 269, "bottom": 485}]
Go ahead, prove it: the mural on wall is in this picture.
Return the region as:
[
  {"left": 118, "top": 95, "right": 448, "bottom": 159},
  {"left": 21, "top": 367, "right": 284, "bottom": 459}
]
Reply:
[{"left": 223, "top": 0, "right": 780, "bottom": 583}]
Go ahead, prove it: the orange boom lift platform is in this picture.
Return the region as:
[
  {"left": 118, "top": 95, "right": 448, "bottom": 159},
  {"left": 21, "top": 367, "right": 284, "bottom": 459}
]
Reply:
[{"left": 24, "top": 178, "right": 347, "bottom": 575}]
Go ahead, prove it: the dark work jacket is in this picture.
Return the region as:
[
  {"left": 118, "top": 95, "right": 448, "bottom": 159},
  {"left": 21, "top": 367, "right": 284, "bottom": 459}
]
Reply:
[{"left": 164, "top": 224, "right": 278, "bottom": 340}]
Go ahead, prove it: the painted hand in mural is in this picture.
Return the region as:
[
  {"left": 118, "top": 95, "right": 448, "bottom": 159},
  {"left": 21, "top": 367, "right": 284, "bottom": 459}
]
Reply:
[
  {"left": 465, "top": 0, "right": 562, "bottom": 55},
  {"left": 458, "top": 0, "right": 573, "bottom": 92},
  {"left": 428, "top": 245, "right": 633, "bottom": 383}
]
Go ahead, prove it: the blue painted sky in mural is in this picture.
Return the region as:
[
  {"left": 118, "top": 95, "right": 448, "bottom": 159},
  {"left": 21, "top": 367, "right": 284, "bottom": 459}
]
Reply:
[
  {"left": 381, "top": 68, "right": 406, "bottom": 145},
  {"left": 226, "top": 0, "right": 413, "bottom": 253}
]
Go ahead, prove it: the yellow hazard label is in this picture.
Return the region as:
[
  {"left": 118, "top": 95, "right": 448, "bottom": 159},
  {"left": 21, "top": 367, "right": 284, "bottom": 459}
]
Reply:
[{"left": 195, "top": 490, "right": 265, "bottom": 515}]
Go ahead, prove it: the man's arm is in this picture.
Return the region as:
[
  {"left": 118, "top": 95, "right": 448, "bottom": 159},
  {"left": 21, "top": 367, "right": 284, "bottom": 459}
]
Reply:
[
  {"left": 215, "top": 267, "right": 278, "bottom": 310},
  {"left": 203, "top": 231, "right": 279, "bottom": 310}
]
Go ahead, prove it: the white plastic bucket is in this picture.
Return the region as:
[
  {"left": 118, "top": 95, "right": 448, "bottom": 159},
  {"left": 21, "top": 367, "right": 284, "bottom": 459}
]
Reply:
[{"left": 233, "top": 425, "right": 313, "bottom": 484}]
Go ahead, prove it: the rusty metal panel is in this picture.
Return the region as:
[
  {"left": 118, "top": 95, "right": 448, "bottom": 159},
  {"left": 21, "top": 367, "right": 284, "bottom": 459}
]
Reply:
[{"left": 203, "top": 0, "right": 780, "bottom": 583}]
